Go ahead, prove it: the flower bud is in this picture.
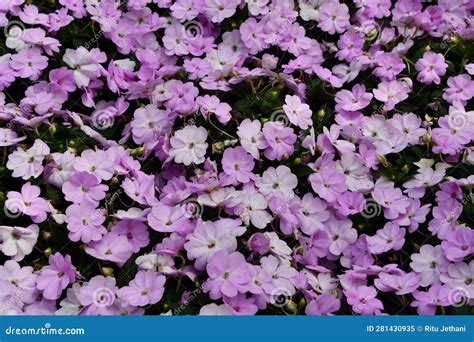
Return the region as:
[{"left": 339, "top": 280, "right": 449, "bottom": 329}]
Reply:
[
  {"left": 48, "top": 123, "right": 57, "bottom": 135},
  {"left": 401, "top": 164, "right": 409, "bottom": 173},
  {"left": 285, "top": 300, "right": 298, "bottom": 314},
  {"left": 423, "top": 133, "right": 431, "bottom": 145},
  {"left": 42, "top": 231, "right": 52, "bottom": 240},
  {"left": 44, "top": 247, "right": 53, "bottom": 257},
  {"left": 102, "top": 267, "right": 114, "bottom": 276},
  {"left": 367, "top": 28, "right": 378, "bottom": 41},
  {"left": 424, "top": 45, "right": 431, "bottom": 51},
  {"left": 317, "top": 108, "right": 325, "bottom": 120}
]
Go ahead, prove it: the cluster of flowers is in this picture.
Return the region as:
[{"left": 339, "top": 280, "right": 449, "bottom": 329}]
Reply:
[{"left": 0, "top": 0, "right": 473, "bottom": 316}]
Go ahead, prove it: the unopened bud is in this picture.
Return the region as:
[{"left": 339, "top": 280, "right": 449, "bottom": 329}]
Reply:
[
  {"left": 102, "top": 267, "right": 114, "bottom": 276},
  {"left": 48, "top": 123, "right": 57, "bottom": 135},
  {"left": 44, "top": 247, "right": 53, "bottom": 257}
]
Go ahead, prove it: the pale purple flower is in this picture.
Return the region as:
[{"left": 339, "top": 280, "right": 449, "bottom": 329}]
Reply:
[
  {"left": 184, "top": 220, "right": 238, "bottom": 270},
  {"left": 65, "top": 203, "right": 107, "bottom": 243},
  {"left": 221, "top": 146, "right": 256, "bottom": 185},
  {"left": 366, "top": 222, "right": 406, "bottom": 255},
  {"left": 5, "top": 182, "right": 50, "bottom": 223},
  {"left": 411, "top": 284, "right": 450, "bottom": 315},
  {"left": 345, "top": 285, "right": 384, "bottom": 315},
  {"left": 62, "top": 171, "right": 109, "bottom": 206},
  {"left": 415, "top": 52, "right": 448, "bottom": 85},
  {"left": 203, "top": 250, "right": 251, "bottom": 299},
  {"left": 36, "top": 253, "right": 75, "bottom": 300},
  {"left": 118, "top": 270, "right": 166, "bottom": 307},
  {"left": 282, "top": 95, "right": 312, "bottom": 129},
  {"left": 335, "top": 84, "right": 373, "bottom": 112},
  {"left": 410, "top": 245, "right": 449, "bottom": 287},
  {"left": 7, "top": 139, "right": 50, "bottom": 180}
]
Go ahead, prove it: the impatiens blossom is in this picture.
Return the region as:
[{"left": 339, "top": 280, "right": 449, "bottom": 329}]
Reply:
[
  {"left": 168, "top": 125, "right": 208, "bottom": 166},
  {"left": 118, "top": 271, "right": 166, "bottom": 307},
  {"left": 282, "top": 95, "right": 312, "bottom": 129},
  {"left": 36, "top": 253, "right": 75, "bottom": 300},
  {"left": 345, "top": 286, "right": 384, "bottom": 315},
  {"left": 415, "top": 52, "right": 448, "bottom": 85},
  {"left": 0, "top": 225, "right": 39, "bottom": 261},
  {"left": 5, "top": 182, "right": 50, "bottom": 223},
  {"left": 203, "top": 250, "right": 251, "bottom": 299},
  {"left": 6, "top": 139, "right": 50, "bottom": 179},
  {"left": 0, "top": 0, "right": 472, "bottom": 318}
]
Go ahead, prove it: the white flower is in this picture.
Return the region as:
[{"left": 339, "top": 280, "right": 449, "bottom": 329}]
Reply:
[
  {"left": 168, "top": 125, "right": 208, "bottom": 166},
  {"left": 255, "top": 165, "right": 297, "bottom": 200},
  {"left": 0, "top": 225, "right": 39, "bottom": 261}
]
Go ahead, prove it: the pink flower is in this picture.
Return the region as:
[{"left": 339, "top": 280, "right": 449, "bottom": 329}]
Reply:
[
  {"left": 305, "top": 294, "right": 341, "bottom": 315},
  {"left": 36, "top": 253, "right": 75, "bottom": 300},
  {"left": 65, "top": 203, "right": 107, "bottom": 243},
  {"left": 5, "top": 182, "right": 50, "bottom": 223},
  {"left": 367, "top": 222, "right": 406, "bottom": 255},
  {"left": 415, "top": 52, "right": 448, "bottom": 85},
  {"left": 325, "top": 218, "right": 358, "bottom": 256},
  {"left": 255, "top": 165, "right": 298, "bottom": 200},
  {"left": 221, "top": 146, "right": 256, "bottom": 185},
  {"left": 345, "top": 285, "right": 384, "bottom": 315},
  {"left": 372, "top": 185, "right": 410, "bottom": 220},
  {"left": 372, "top": 80, "right": 409, "bottom": 110},
  {"left": 237, "top": 119, "right": 266, "bottom": 160},
  {"left": 147, "top": 203, "right": 192, "bottom": 234},
  {"left": 184, "top": 220, "right": 238, "bottom": 270},
  {"left": 411, "top": 284, "right": 450, "bottom": 315},
  {"left": 441, "top": 228, "right": 474, "bottom": 262},
  {"left": 118, "top": 270, "right": 166, "bottom": 307},
  {"left": 442, "top": 74, "right": 474, "bottom": 105},
  {"left": 318, "top": 1, "right": 350, "bottom": 34},
  {"left": 410, "top": 245, "right": 449, "bottom": 287},
  {"left": 197, "top": 95, "right": 232, "bottom": 124},
  {"left": 262, "top": 122, "right": 296, "bottom": 161},
  {"left": 282, "top": 95, "right": 312, "bottom": 129},
  {"left": 309, "top": 166, "right": 347, "bottom": 203},
  {"left": 62, "top": 171, "right": 109, "bottom": 206},
  {"left": 131, "top": 104, "right": 170, "bottom": 144},
  {"left": 335, "top": 84, "right": 373, "bottom": 112},
  {"left": 10, "top": 48, "right": 48, "bottom": 80},
  {"left": 375, "top": 272, "right": 420, "bottom": 295},
  {"left": 85, "top": 232, "right": 134, "bottom": 266},
  {"left": 78, "top": 276, "right": 119, "bottom": 315},
  {"left": 203, "top": 250, "right": 251, "bottom": 299}
]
